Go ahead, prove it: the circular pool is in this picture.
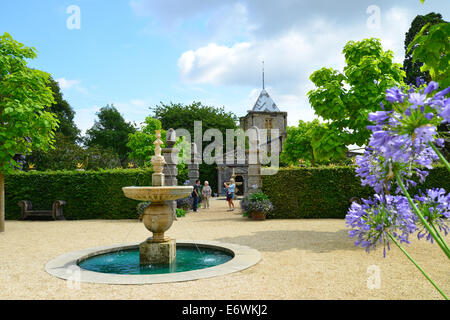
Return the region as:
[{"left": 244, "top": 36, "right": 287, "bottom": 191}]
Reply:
[
  {"left": 78, "top": 245, "right": 233, "bottom": 275},
  {"left": 45, "top": 240, "right": 261, "bottom": 284}
]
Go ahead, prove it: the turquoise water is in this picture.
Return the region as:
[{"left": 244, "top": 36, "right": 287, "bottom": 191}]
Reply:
[{"left": 78, "top": 246, "right": 233, "bottom": 275}]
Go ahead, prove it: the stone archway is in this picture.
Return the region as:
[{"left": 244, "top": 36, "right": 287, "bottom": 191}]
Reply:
[{"left": 235, "top": 175, "right": 244, "bottom": 196}]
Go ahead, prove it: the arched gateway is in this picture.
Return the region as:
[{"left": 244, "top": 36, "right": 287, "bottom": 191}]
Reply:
[{"left": 216, "top": 75, "right": 287, "bottom": 196}]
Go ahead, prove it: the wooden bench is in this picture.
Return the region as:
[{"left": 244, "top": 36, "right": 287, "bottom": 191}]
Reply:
[{"left": 18, "top": 200, "right": 66, "bottom": 221}]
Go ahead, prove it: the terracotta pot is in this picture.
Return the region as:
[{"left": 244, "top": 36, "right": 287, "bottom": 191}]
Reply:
[{"left": 251, "top": 211, "right": 266, "bottom": 220}]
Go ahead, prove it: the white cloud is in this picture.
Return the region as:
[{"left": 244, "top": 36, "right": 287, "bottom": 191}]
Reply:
[
  {"left": 130, "top": 0, "right": 448, "bottom": 127},
  {"left": 56, "top": 77, "right": 88, "bottom": 94},
  {"left": 175, "top": 5, "right": 418, "bottom": 126},
  {"left": 56, "top": 77, "right": 81, "bottom": 89}
]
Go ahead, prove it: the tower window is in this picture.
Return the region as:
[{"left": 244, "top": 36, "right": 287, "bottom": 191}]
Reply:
[{"left": 265, "top": 118, "right": 273, "bottom": 130}]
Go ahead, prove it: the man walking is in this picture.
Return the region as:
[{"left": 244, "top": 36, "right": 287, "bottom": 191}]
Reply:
[{"left": 192, "top": 179, "right": 200, "bottom": 212}]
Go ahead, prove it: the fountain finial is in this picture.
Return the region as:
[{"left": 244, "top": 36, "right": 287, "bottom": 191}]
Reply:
[{"left": 151, "top": 130, "right": 166, "bottom": 186}]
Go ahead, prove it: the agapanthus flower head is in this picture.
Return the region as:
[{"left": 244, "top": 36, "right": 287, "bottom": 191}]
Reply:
[
  {"left": 346, "top": 194, "right": 416, "bottom": 257},
  {"left": 414, "top": 188, "right": 450, "bottom": 242},
  {"left": 361, "top": 83, "right": 448, "bottom": 193}
]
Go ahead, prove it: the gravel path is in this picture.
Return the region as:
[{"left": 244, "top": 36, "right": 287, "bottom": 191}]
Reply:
[{"left": 0, "top": 198, "right": 448, "bottom": 300}]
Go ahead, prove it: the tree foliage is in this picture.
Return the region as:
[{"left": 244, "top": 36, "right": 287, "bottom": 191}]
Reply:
[
  {"left": 0, "top": 32, "right": 59, "bottom": 173},
  {"left": 152, "top": 101, "right": 238, "bottom": 138},
  {"left": 407, "top": 21, "right": 450, "bottom": 88},
  {"left": 281, "top": 120, "right": 323, "bottom": 166},
  {"left": 127, "top": 116, "right": 189, "bottom": 185},
  {"left": 85, "top": 104, "right": 136, "bottom": 164},
  {"left": 307, "top": 38, "right": 405, "bottom": 161},
  {"left": 46, "top": 76, "right": 81, "bottom": 143},
  {"left": 0, "top": 32, "right": 59, "bottom": 231},
  {"left": 25, "top": 132, "right": 121, "bottom": 171},
  {"left": 127, "top": 117, "right": 165, "bottom": 166},
  {"left": 403, "top": 12, "right": 446, "bottom": 86}
]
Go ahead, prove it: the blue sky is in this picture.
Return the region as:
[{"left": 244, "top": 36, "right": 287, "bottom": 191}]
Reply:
[{"left": 1, "top": 0, "right": 449, "bottom": 134}]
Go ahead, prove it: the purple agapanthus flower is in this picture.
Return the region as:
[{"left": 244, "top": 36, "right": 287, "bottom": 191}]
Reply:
[
  {"left": 349, "top": 81, "right": 450, "bottom": 260},
  {"left": 423, "top": 81, "right": 439, "bottom": 95},
  {"left": 414, "top": 188, "right": 450, "bottom": 243},
  {"left": 408, "top": 92, "right": 429, "bottom": 107},
  {"left": 354, "top": 147, "right": 397, "bottom": 194},
  {"left": 346, "top": 194, "right": 416, "bottom": 257},
  {"left": 385, "top": 87, "right": 404, "bottom": 104}
]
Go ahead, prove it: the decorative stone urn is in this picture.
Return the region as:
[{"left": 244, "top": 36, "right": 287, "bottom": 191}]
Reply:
[{"left": 122, "top": 130, "right": 193, "bottom": 265}]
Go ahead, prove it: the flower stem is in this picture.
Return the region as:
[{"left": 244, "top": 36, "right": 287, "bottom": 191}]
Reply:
[
  {"left": 429, "top": 142, "right": 450, "bottom": 172},
  {"left": 429, "top": 220, "right": 450, "bottom": 253},
  {"left": 387, "top": 232, "right": 448, "bottom": 300},
  {"left": 395, "top": 171, "right": 450, "bottom": 259}
]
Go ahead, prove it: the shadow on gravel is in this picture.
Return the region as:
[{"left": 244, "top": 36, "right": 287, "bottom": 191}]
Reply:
[{"left": 215, "top": 229, "right": 357, "bottom": 253}]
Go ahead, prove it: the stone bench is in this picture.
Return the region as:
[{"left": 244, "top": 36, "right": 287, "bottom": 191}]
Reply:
[{"left": 18, "top": 200, "right": 66, "bottom": 221}]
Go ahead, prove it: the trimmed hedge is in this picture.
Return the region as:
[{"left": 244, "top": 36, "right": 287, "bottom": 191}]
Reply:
[
  {"left": 5, "top": 169, "right": 153, "bottom": 220},
  {"left": 262, "top": 166, "right": 450, "bottom": 219},
  {"left": 5, "top": 166, "right": 449, "bottom": 220}
]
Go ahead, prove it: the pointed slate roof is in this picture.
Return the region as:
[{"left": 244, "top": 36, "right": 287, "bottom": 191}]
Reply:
[{"left": 252, "top": 89, "right": 280, "bottom": 112}]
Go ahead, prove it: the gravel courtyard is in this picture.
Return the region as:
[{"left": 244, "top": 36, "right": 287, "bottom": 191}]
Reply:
[{"left": 0, "top": 198, "right": 448, "bottom": 300}]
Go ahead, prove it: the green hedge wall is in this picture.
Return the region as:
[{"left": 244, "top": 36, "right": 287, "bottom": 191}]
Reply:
[
  {"left": 262, "top": 166, "right": 450, "bottom": 219},
  {"left": 5, "top": 169, "right": 153, "bottom": 220}
]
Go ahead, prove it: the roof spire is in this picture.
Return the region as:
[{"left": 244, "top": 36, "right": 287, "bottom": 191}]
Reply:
[{"left": 262, "top": 61, "right": 265, "bottom": 90}]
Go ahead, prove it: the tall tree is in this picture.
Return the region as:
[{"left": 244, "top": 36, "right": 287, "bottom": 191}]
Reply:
[
  {"left": 407, "top": 21, "right": 450, "bottom": 89},
  {"left": 307, "top": 38, "right": 405, "bottom": 161},
  {"left": 127, "top": 117, "right": 166, "bottom": 167},
  {"left": 85, "top": 104, "right": 136, "bottom": 164},
  {"left": 152, "top": 101, "right": 238, "bottom": 137},
  {"left": 25, "top": 132, "right": 121, "bottom": 171},
  {"left": 403, "top": 12, "right": 446, "bottom": 86},
  {"left": 46, "top": 76, "right": 81, "bottom": 142},
  {"left": 0, "top": 32, "right": 59, "bottom": 232},
  {"left": 280, "top": 120, "right": 324, "bottom": 166}
]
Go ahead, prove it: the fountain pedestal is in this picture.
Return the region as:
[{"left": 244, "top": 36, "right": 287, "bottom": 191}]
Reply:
[
  {"left": 139, "top": 200, "right": 175, "bottom": 265},
  {"left": 122, "top": 130, "right": 193, "bottom": 266},
  {"left": 140, "top": 238, "right": 176, "bottom": 265}
]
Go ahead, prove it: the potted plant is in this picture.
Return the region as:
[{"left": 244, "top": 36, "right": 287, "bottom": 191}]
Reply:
[
  {"left": 176, "top": 197, "right": 193, "bottom": 212},
  {"left": 240, "top": 192, "right": 273, "bottom": 220}
]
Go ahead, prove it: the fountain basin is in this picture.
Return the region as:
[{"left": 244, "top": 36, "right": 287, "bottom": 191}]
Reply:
[
  {"left": 45, "top": 240, "right": 261, "bottom": 284},
  {"left": 122, "top": 186, "right": 193, "bottom": 202},
  {"left": 78, "top": 244, "right": 233, "bottom": 274}
]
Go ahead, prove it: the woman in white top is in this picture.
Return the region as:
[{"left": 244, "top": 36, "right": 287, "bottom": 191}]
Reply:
[{"left": 202, "top": 181, "right": 212, "bottom": 209}]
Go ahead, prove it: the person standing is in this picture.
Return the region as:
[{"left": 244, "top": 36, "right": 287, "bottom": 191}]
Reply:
[
  {"left": 202, "top": 181, "right": 212, "bottom": 209},
  {"left": 192, "top": 179, "right": 200, "bottom": 212},
  {"left": 226, "top": 178, "right": 236, "bottom": 211}
]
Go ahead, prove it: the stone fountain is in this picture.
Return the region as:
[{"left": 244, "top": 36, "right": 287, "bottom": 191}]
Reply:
[{"left": 122, "top": 130, "right": 193, "bottom": 265}]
